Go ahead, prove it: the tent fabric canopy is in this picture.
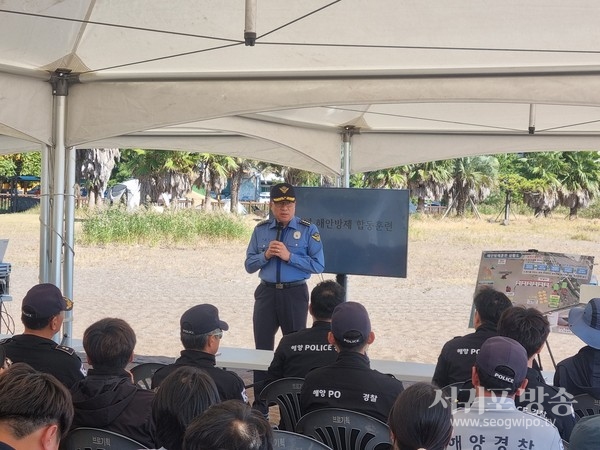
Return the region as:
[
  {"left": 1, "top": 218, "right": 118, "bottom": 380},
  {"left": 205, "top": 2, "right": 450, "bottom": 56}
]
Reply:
[{"left": 2, "top": 1, "right": 600, "bottom": 175}]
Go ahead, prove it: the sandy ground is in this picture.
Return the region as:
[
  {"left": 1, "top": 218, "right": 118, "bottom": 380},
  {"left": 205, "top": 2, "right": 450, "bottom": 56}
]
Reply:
[{"left": 1, "top": 212, "right": 599, "bottom": 377}]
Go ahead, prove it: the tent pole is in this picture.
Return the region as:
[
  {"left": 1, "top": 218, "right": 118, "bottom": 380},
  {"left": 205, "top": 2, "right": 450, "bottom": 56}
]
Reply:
[
  {"left": 39, "top": 144, "right": 51, "bottom": 283},
  {"left": 339, "top": 127, "right": 357, "bottom": 300},
  {"left": 62, "top": 147, "right": 76, "bottom": 346},
  {"left": 50, "top": 69, "right": 72, "bottom": 344}
]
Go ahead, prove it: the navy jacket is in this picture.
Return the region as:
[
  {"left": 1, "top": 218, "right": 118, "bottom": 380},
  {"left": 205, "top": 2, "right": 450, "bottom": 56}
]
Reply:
[
  {"left": 266, "top": 321, "right": 337, "bottom": 382},
  {"left": 69, "top": 368, "right": 156, "bottom": 448},
  {"left": 300, "top": 351, "right": 404, "bottom": 423},
  {"left": 432, "top": 322, "right": 498, "bottom": 388},
  {"left": 151, "top": 350, "right": 247, "bottom": 402},
  {"left": 555, "top": 345, "right": 600, "bottom": 398}
]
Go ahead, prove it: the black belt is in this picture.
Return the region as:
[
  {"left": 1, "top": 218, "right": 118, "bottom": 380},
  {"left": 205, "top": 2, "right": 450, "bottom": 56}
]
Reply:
[{"left": 261, "top": 280, "right": 306, "bottom": 289}]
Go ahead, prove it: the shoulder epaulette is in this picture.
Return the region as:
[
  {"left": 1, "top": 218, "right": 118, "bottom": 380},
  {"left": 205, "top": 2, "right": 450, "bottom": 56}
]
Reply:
[
  {"left": 256, "top": 219, "right": 270, "bottom": 227},
  {"left": 300, "top": 218, "right": 311, "bottom": 227},
  {"left": 54, "top": 344, "right": 75, "bottom": 356}
]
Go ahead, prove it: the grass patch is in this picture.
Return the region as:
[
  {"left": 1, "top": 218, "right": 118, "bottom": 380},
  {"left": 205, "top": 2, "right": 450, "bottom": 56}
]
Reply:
[{"left": 79, "top": 208, "right": 251, "bottom": 246}]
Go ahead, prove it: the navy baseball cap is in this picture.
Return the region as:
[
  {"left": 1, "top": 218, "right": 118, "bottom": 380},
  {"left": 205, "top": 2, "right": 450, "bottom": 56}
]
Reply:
[
  {"left": 476, "top": 336, "right": 528, "bottom": 389},
  {"left": 21, "top": 283, "right": 72, "bottom": 319},
  {"left": 180, "top": 304, "right": 229, "bottom": 336},
  {"left": 569, "top": 298, "right": 600, "bottom": 349},
  {"left": 270, "top": 183, "right": 296, "bottom": 203},
  {"left": 331, "top": 302, "right": 371, "bottom": 345}
]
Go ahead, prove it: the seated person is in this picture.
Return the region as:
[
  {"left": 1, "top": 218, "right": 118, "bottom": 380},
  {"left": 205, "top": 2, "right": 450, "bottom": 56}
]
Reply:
[
  {"left": 0, "top": 283, "right": 85, "bottom": 388},
  {"left": 266, "top": 280, "right": 344, "bottom": 381},
  {"left": 432, "top": 287, "right": 512, "bottom": 388},
  {"left": 498, "top": 306, "right": 576, "bottom": 441},
  {"left": 569, "top": 414, "right": 600, "bottom": 450},
  {"left": 388, "top": 382, "right": 453, "bottom": 450},
  {"left": 182, "top": 400, "right": 273, "bottom": 450},
  {"left": 300, "top": 301, "right": 404, "bottom": 423},
  {"left": 554, "top": 297, "right": 600, "bottom": 398},
  {"left": 151, "top": 366, "right": 220, "bottom": 450},
  {"left": 69, "top": 318, "right": 156, "bottom": 448},
  {"left": 451, "top": 336, "right": 563, "bottom": 450},
  {"left": 0, "top": 365, "right": 73, "bottom": 450},
  {"left": 151, "top": 304, "right": 247, "bottom": 403}
]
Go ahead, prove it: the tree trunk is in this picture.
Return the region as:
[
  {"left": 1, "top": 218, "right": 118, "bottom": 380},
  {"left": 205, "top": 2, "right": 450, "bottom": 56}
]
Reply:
[
  {"left": 417, "top": 197, "right": 425, "bottom": 212},
  {"left": 569, "top": 206, "right": 578, "bottom": 220},
  {"left": 230, "top": 168, "right": 242, "bottom": 213}
]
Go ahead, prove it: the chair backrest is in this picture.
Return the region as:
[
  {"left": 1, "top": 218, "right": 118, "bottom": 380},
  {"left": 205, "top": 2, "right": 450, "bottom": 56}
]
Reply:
[
  {"left": 572, "top": 393, "right": 600, "bottom": 419},
  {"left": 61, "top": 427, "right": 148, "bottom": 450},
  {"left": 296, "top": 408, "right": 392, "bottom": 450},
  {"left": 259, "top": 377, "right": 305, "bottom": 431},
  {"left": 273, "top": 429, "right": 333, "bottom": 450},
  {"left": 130, "top": 362, "right": 166, "bottom": 389}
]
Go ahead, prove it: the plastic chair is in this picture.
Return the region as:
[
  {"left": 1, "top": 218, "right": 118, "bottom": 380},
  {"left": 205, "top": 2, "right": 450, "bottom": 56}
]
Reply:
[
  {"left": 572, "top": 393, "right": 600, "bottom": 419},
  {"left": 259, "top": 377, "right": 304, "bottom": 431},
  {"left": 296, "top": 408, "right": 392, "bottom": 450},
  {"left": 273, "top": 429, "right": 333, "bottom": 450},
  {"left": 129, "top": 362, "right": 166, "bottom": 389},
  {"left": 60, "top": 427, "right": 148, "bottom": 450}
]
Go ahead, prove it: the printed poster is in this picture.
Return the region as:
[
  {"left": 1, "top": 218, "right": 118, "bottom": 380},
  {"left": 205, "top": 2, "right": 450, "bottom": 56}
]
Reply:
[{"left": 474, "top": 250, "right": 594, "bottom": 333}]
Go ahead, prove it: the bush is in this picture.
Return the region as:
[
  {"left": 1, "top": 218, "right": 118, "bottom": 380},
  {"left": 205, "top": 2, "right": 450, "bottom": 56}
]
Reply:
[{"left": 79, "top": 208, "right": 251, "bottom": 245}]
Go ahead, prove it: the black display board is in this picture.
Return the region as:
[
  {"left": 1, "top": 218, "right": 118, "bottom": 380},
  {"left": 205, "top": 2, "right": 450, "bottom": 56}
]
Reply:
[{"left": 294, "top": 187, "right": 409, "bottom": 277}]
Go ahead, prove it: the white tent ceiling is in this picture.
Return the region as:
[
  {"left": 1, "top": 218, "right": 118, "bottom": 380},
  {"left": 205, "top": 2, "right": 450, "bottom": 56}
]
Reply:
[{"left": 2, "top": 1, "right": 600, "bottom": 176}]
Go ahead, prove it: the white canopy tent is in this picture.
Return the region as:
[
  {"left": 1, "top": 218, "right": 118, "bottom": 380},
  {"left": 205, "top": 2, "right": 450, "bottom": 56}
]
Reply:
[{"left": 2, "top": 0, "right": 600, "bottom": 342}]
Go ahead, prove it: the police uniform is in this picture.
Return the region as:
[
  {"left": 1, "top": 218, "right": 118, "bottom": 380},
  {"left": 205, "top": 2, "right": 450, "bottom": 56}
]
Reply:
[
  {"left": 151, "top": 350, "right": 248, "bottom": 402},
  {"left": 0, "top": 334, "right": 84, "bottom": 388},
  {"left": 266, "top": 320, "right": 337, "bottom": 381},
  {"left": 450, "top": 397, "right": 564, "bottom": 450},
  {"left": 300, "top": 351, "right": 404, "bottom": 423},
  {"left": 455, "top": 367, "right": 576, "bottom": 441},
  {"left": 245, "top": 215, "right": 325, "bottom": 350},
  {"left": 432, "top": 322, "right": 498, "bottom": 388}
]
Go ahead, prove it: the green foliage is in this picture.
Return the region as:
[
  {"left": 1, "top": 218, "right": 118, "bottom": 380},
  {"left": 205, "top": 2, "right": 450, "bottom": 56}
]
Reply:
[
  {"left": 0, "top": 153, "right": 41, "bottom": 179},
  {"left": 80, "top": 208, "right": 250, "bottom": 245}
]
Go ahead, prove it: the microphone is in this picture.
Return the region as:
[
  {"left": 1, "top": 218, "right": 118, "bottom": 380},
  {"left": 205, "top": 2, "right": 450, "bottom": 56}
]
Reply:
[{"left": 275, "top": 222, "right": 283, "bottom": 241}]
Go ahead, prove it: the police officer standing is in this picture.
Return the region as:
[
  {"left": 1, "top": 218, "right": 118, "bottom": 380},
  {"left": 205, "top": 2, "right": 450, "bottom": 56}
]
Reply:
[
  {"left": 0, "top": 283, "right": 85, "bottom": 388},
  {"left": 245, "top": 183, "right": 325, "bottom": 410}
]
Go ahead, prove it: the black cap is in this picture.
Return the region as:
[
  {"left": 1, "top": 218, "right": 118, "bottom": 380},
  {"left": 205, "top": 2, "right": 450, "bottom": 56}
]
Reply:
[
  {"left": 331, "top": 302, "right": 371, "bottom": 345},
  {"left": 270, "top": 183, "right": 296, "bottom": 203},
  {"left": 21, "top": 283, "right": 73, "bottom": 319},
  {"left": 180, "top": 304, "right": 229, "bottom": 336},
  {"left": 476, "top": 336, "right": 528, "bottom": 389}
]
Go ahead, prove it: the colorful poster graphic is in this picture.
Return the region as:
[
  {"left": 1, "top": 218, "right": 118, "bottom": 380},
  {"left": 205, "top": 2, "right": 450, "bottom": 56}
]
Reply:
[{"left": 474, "top": 251, "right": 594, "bottom": 332}]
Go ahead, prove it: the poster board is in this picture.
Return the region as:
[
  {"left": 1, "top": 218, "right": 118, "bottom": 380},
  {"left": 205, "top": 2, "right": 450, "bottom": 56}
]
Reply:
[
  {"left": 473, "top": 250, "right": 594, "bottom": 331},
  {"left": 294, "top": 187, "right": 409, "bottom": 277}
]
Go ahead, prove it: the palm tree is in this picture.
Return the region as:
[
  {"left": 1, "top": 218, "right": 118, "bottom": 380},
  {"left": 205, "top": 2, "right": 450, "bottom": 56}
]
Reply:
[
  {"left": 198, "top": 154, "right": 238, "bottom": 210},
  {"left": 519, "top": 152, "right": 563, "bottom": 217},
  {"left": 558, "top": 151, "right": 600, "bottom": 219},
  {"left": 118, "top": 149, "right": 199, "bottom": 205},
  {"left": 450, "top": 156, "right": 499, "bottom": 216},
  {"left": 407, "top": 161, "right": 453, "bottom": 212},
  {"left": 77, "top": 148, "right": 120, "bottom": 207},
  {"left": 360, "top": 167, "right": 409, "bottom": 189}
]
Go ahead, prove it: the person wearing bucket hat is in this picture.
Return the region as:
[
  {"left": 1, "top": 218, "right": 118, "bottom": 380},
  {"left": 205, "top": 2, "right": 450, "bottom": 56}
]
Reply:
[
  {"left": 151, "top": 304, "right": 248, "bottom": 403},
  {"left": 245, "top": 182, "right": 325, "bottom": 414},
  {"left": 554, "top": 298, "right": 600, "bottom": 397},
  {"left": 299, "top": 302, "right": 404, "bottom": 423},
  {"left": 451, "top": 336, "right": 564, "bottom": 450},
  {"left": 0, "top": 283, "right": 85, "bottom": 388}
]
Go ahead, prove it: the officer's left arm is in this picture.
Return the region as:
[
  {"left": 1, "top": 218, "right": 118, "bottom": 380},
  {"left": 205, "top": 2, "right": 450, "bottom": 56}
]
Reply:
[{"left": 287, "top": 224, "right": 324, "bottom": 274}]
